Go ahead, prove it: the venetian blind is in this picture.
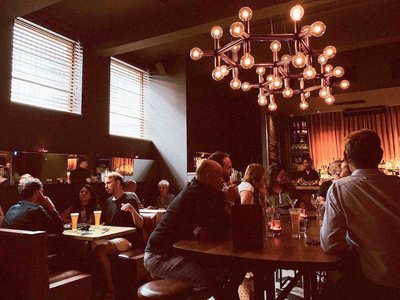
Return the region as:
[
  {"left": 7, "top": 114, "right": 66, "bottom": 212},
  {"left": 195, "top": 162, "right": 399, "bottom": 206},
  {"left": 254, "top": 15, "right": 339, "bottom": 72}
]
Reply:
[
  {"left": 110, "top": 58, "right": 150, "bottom": 140},
  {"left": 11, "top": 18, "right": 82, "bottom": 114}
]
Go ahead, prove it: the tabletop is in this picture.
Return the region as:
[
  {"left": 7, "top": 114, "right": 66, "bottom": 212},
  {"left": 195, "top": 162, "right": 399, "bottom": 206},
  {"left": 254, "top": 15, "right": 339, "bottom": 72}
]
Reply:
[{"left": 62, "top": 225, "right": 136, "bottom": 241}]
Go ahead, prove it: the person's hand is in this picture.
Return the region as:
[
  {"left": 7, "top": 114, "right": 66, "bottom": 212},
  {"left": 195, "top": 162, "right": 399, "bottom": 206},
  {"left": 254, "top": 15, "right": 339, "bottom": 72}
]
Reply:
[
  {"left": 224, "top": 185, "right": 239, "bottom": 204},
  {"left": 193, "top": 226, "right": 209, "bottom": 240},
  {"left": 121, "top": 203, "right": 138, "bottom": 214},
  {"left": 37, "top": 193, "right": 56, "bottom": 212}
]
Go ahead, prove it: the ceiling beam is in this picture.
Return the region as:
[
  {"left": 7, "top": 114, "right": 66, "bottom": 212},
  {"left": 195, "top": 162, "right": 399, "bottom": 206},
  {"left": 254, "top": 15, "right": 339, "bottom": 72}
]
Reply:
[
  {"left": 96, "top": 0, "right": 373, "bottom": 57},
  {"left": 0, "top": 0, "right": 62, "bottom": 19}
]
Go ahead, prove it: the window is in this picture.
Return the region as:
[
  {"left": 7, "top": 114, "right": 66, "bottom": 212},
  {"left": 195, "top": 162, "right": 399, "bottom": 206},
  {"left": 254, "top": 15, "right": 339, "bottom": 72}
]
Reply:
[
  {"left": 11, "top": 18, "right": 82, "bottom": 114},
  {"left": 110, "top": 58, "right": 150, "bottom": 140}
]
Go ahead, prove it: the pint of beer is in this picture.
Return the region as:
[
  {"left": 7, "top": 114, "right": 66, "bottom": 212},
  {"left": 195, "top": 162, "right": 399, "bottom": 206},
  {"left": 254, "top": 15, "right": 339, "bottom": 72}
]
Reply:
[
  {"left": 70, "top": 213, "right": 79, "bottom": 231},
  {"left": 94, "top": 210, "right": 102, "bottom": 226}
]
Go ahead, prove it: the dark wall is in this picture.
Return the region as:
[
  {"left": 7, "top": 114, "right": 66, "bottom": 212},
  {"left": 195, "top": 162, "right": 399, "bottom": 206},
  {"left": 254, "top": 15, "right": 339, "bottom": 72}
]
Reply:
[{"left": 186, "top": 58, "right": 263, "bottom": 173}]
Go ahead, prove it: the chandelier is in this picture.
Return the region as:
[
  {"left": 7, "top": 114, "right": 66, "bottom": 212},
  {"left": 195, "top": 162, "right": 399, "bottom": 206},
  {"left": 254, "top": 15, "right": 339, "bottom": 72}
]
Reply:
[{"left": 190, "top": 4, "right": 350, "bottom": 111}]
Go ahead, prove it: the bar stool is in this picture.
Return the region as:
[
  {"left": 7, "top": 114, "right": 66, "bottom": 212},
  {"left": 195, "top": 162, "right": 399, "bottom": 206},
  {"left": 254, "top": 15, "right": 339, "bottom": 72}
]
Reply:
[{"left": 137, "top": 279, "right": 192, "bottom": 300}]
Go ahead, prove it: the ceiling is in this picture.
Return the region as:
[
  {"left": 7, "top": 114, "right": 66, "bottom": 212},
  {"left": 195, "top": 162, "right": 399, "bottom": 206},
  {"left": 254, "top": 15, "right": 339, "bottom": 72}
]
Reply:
[{"left": 4, "top": 0, "right": 399, "bottom": 69}]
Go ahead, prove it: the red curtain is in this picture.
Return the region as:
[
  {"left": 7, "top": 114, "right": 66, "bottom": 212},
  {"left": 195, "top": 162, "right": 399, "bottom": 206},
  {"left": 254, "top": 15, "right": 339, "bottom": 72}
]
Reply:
[{"left": 308, "top": 106, "right": 400, "bottom": 169}]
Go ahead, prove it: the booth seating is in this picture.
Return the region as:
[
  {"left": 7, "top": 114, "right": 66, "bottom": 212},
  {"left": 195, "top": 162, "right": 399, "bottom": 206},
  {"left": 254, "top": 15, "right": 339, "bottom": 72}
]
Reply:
[
  {"left": 137, "top": 279, "right": 192, "bottom": 300},
  {"left": 0, "top": 228, "right": 91, "bottom": 300}
]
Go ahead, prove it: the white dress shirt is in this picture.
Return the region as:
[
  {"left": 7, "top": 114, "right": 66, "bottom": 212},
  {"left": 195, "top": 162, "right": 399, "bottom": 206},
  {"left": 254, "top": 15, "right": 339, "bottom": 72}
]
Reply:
[{"left": 321, "top": 169, "right": 400, "bottom": 288}]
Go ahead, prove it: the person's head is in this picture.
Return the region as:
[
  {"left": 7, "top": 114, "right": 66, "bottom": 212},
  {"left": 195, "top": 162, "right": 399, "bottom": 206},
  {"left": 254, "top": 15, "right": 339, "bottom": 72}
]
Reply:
[
  {"left": 267, "top": 164, "right": 287, "bottom": 189},
  {"left": 303, "top": 157, "right": 314, "bottom": 171},
  {"left": 76, "top": 184, "right": 97, "bottom": 211},
  {"left": 18, "top": 178, "right": 43, "bottom": 200},
  {"left": 344, "top": 129, "right": 383, "bottom": 170},
  {"left": 104, "top": 172, "right": 124, "bottom": 195},
  {"left": 328, "top": 160, "right": 343, "bottom": 178},
  {"left": 79, "top": 159, "right": 88, "bottom": 169},
  {"left": 0, "top": 167, "right": 6, "bottom": 178},
  {"left": 242, "top": 164, "right": 265, "bottom": 189},
  {"left": 209, "top": 151, "right": 232, "bottom": 182},
  {"left": 340, "top": 160, "right": 352, "bottom": 178},
  {"left": 158, "top": 179, "right": 170, "bottom": 197},
  {"left": 196, "top": 160, "right": 224, "bottom": 190},
  {"left": 125, "top": 180, "right": 137, "bottom": 193}
]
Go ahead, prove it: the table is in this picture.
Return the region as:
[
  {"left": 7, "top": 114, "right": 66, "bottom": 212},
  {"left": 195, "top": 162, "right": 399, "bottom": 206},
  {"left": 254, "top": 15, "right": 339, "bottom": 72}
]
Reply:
[
  {"left": 174, "top": 215, "right": 343, "bottom": 300},
  {"left": 139, "top": 208, "right": 166, "bottom": 224},
  {"left": 62, "top": 225, "right": 136, "bottom": 241}
]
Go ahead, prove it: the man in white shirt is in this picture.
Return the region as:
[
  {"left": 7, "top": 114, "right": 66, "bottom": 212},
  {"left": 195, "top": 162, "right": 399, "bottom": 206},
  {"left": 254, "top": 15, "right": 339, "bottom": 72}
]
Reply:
[{"left": 321, "top": 129, "right": 400, "bottom": 299}]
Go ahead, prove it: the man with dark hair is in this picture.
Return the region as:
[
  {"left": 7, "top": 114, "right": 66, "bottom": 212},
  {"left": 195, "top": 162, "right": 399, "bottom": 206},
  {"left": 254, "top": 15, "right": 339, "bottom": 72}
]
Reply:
[
  {"left": 94, "top": 172, "right": 143, "bottom": 298},
  {"left": 144, "top": 160, "right": 238, "bottom": 299},
  {"left": 297, "top": 157, "right": 319, "bottom": 184},
  {"left": 70, "top": 158, "right": 91, "bottom": 184},
  {"left": 1, "top": 178, "right": 63, "bottom": 234},
  {"left": 321, "top": 129, "right": 400, "bottom": 299}
]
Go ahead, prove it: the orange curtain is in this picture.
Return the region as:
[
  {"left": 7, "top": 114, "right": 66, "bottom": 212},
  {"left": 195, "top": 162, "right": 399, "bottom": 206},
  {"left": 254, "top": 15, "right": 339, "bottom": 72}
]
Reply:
[{"left": 308, "top": 106, "right": 400, "bottom": 169}]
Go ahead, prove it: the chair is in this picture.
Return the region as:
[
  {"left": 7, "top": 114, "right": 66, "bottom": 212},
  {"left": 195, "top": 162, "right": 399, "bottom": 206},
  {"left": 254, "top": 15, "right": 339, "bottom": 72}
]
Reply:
[
  {"left": 137, "top": 279, "right": 192, "bottom": 300},
  {"left": 0, "top": 228, "right": 91, "bottom": 300}
]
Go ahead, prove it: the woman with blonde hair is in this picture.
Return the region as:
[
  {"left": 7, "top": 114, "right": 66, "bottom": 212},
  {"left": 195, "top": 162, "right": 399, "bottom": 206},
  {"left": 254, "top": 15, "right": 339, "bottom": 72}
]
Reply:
[{"left": 238, "top": 164, "right": 266, "bottom": 206}]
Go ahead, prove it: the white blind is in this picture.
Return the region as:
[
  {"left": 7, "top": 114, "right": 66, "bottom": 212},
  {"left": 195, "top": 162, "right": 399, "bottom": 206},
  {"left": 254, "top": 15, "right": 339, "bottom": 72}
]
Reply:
[
  {"left": 110, "top": 58, "right": 150, "bottom": 140},
  {"left": 11, "top": 18, "right": 82, "bottom": 114}
]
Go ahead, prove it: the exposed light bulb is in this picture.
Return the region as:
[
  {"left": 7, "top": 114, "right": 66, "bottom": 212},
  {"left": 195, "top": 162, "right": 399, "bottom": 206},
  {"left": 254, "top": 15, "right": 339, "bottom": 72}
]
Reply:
[
  {"left": 340, "top": 79, "right": 350, "bottom": 89},
  {"left": 305, "top": 91, "right": 311, "bottom": 98},
  {"left": 211, "top": 66, "right": 224, "bottom": 81},
  {"left": 211, "top": 26, "right": 223, "bottom": 39},
  {"left": 318, "top": 54, "right": 328, "bottom": 65},
  {"left": 310, "top": 21, "right": 326, "bottom": 37},
  {"left": 319, "top": 87, "right": 328, "bottom": 98},
  {"left": 303, "top": 66, "right": 317, "bottom": 79},
  {"left": 283, "top": 87, "right": 294, "bottom": 98},
  {"left": 241, "top": 82, "right": 251, "bottom": 92},
  {"left": 266, "top": 74, "right": 274, "bottom": 82},
  {"left": 301, "top": 25, "right": 311, "bottom": 33},
  {"left": 292, "top": 52, "right": 306, "bottom": 68},
  {"left": 333, "top": 66, "right": 345, "bottom": 77},
  {"left": 230, "top": 78, "right": 242, "bottom": 90},
  {"left": 271, "top": 77, "right": 283, "bottom": 89},
  {"left": 240, "top": 53, "right": 255, "bottom": 69},
  {"left": 256, "top": 67, "right": 266, "bottom": 75},
  {"left": 299, "top": 101, "right": 309, "bottom": 110},
  {"left": 324, "top": 64, "right": 333, "bottom": 73},
  {"left": 239, "top": 7, "right": 253, "bottom": 21},
  {"left": 268, "top": 101, "right": 278, "bottom": 111},
  {"left": 290, "top": 5, "right": 304, "bottom": 21},
  {"left": 270, "top": 40, "right": 281, "bottom": 52},
  {"left": 325, "top": 94, "right": 335, "bottom": 105},
  {"left": 231, "top": 44, "right": 241, "bottom": 53},
  {"left": 220, "top": 65, "right": 229, "bottom": 76},
  {"left": 190, "top": 47, "right": 203, "bottom": 60},
  {"left": 258, "top": 95, "right": 268, "bottom": 106},
  {"left": 230, "top": 22, "right": 245, "bottom": 38},
  {"left": 323, "top": 46, "right": 337, "bottom": 59}
]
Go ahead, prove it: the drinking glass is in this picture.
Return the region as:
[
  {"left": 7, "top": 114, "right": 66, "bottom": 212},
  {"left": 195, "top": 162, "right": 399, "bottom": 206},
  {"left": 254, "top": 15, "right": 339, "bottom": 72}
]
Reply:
[
  {"left": 265, "top": 207, "right": 275, "bottom": 238},
  {"left": 70, "top": 213, "right": 79, "bottom": 231},
  {"left": 289, "top": 208, "right": 301, "bottom": 239},
  {"left": 287, "top": 195, "right": 298, "bottom": 209},
  {"left": 94, "top": 210, "right": 102, "bottom": 226},
  {"left": 299, "top": 208, "right": 307, "bottom": 238}
]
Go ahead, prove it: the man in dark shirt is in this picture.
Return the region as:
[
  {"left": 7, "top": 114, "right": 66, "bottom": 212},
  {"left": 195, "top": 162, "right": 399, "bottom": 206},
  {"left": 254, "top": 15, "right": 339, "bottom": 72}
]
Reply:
[
  {"left": 93, "top": 172, "right": 143, "bottom": 298},
  {"left": 144, "top": 160, "right": 236, "bottom": 299},
  {"left": 69, "top": 159, "right": 91, "bottom": 184},
  {"left": 1, "top": 178, "right": 63, "bottom": 234},
  {"left": 297, "top": 157, "right": 320, "bottom": 184}
]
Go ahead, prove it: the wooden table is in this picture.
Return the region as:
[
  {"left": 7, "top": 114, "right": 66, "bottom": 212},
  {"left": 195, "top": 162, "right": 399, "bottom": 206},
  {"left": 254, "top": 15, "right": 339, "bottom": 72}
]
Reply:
[
  {"left": 174, "top": 215, "right": 342, "bottom": 300},
  {"left": 139, "top": 208, "right": 166, "bottom": 224},
  {"left": 63, "top": 225, "right": 136, "bottom": 241}
]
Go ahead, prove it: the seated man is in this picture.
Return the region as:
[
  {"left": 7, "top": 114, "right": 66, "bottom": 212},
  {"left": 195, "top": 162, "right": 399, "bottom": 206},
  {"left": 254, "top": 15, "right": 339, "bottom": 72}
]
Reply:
[
  {"left": 321, "top": 129, "right": 400, "bottom": 300},
  {"left": 297, "top": 157, "right": 319, "bottom": 185},
  {"left": 124, "top": 179, "right": 144, "bottom": 209},
  {"left": 144, "top": 160, "right": 238, "bottom": 300},
  {"left": 1, "top": 177, "right": 63, "bottom": 234},
  {"left": 93, "top": 172, "right": 143, "bottom": 299}
]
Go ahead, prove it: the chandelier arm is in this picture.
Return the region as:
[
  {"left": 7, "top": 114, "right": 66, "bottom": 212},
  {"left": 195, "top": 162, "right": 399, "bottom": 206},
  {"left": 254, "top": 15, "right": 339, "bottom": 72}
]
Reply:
[
  {"left": 249, "top": 33, "right": 296, "bottom": 41},
  {"left": 254, "top": 63, "right": 275, "bottom": 68},
  {"left": 202, "top": 50, "right": 215, "bottom": 57},
  {"left": 216, "top": 39, "right": 243, "bottom": 55},
  {"left": 220, "top": 54, "right": 238, "bottom": 67}
]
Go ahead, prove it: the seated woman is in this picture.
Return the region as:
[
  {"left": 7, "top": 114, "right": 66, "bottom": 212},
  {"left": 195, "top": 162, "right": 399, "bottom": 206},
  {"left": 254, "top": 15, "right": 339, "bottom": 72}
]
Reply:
[
  {"left": 61, "top": 184, "right": 98, "bottom": 224},
  {"left": 267, "top": 164, "right": 304, "bottom": 209},
  {"left": 238, "top": 164, "right": 266, "bottom": 206},
  {"left": 154, "top": 179, "right": 175, "bottom": 209}
]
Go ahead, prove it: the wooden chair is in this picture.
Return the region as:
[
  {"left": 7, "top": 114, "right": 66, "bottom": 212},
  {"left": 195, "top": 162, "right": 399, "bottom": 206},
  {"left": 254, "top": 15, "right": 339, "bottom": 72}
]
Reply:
[{"left": 0, "top": 228, "right": 91, "bottom": 300}]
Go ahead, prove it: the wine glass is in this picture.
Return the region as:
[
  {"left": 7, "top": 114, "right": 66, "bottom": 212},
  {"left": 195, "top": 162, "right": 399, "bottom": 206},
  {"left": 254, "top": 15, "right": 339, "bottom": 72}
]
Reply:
[
  {"left": 287, "top": 195, "right": 298, "bottom": 209},
  {"left": 311, "top": 194, "right": 323, "bottom": 221}
]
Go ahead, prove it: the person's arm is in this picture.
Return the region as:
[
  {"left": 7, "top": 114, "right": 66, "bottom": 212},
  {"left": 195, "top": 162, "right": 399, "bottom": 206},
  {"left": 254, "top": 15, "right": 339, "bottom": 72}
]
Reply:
[
  {"left": 121, "top": 202, "right": 144, "bottom": 228},
  {"left": 240, "top": 190, "right": 253, "bottom": 205},
  {"left": 60, "top": 206, "right": 73, "bottom": 224},
  {"left": 320, "top": 186, "right": 352, "bottom": 255},
  {"left": 37, "top": 195, "right": 64, "bottom": 234}
]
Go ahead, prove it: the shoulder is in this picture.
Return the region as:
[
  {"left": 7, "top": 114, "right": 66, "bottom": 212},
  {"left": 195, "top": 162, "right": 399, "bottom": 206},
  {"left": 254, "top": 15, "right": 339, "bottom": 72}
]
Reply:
[{"left": 238, "top": 182, "right": 254, "bottom": 193}]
